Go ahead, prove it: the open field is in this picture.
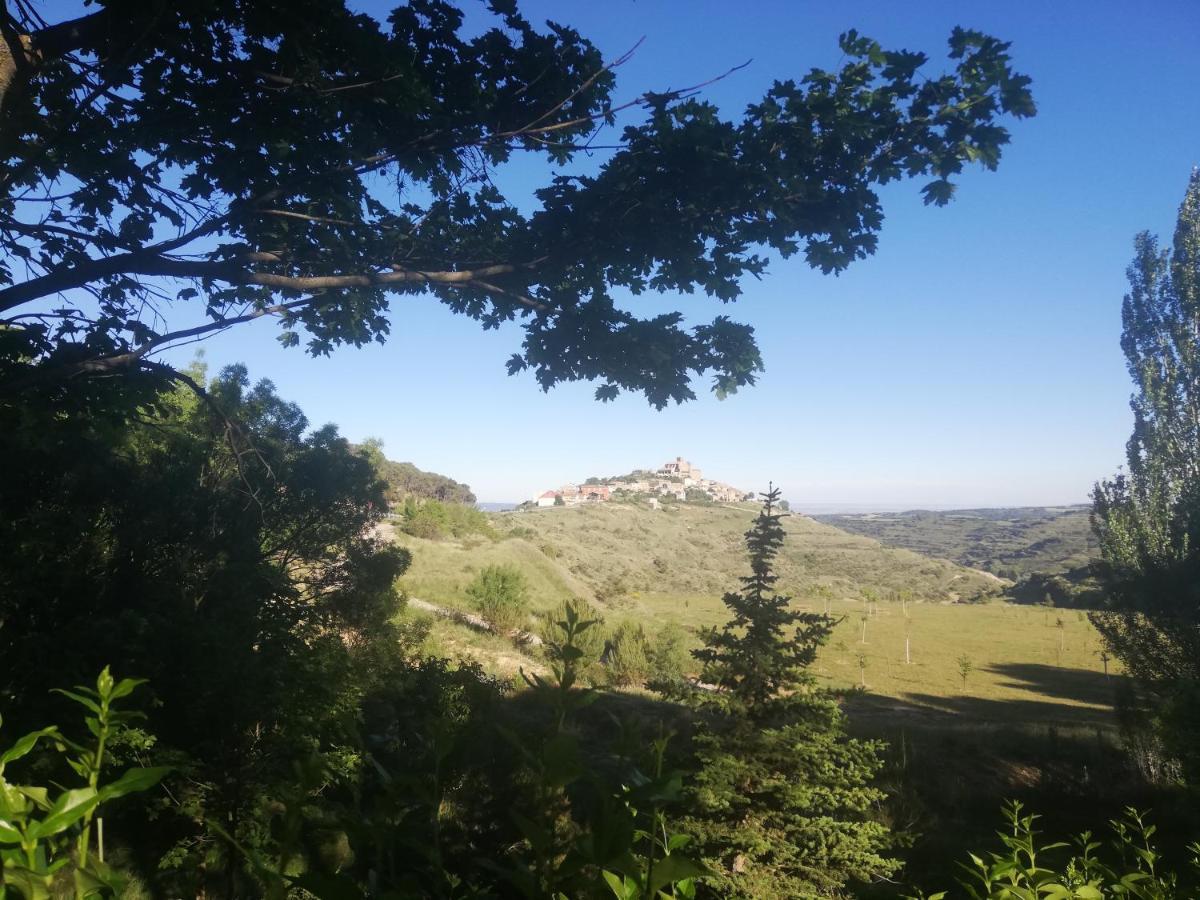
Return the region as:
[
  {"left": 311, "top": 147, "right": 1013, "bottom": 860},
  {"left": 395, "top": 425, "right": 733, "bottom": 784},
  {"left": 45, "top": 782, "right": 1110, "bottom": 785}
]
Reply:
[
  {"left": 388, "top": 502, "right": 1175, "bottom": 895},
  {"left": 389, "top": 503, "right": 1120, "bottom": 732},
  {"left": 815, "top": 598, "right": 1117, "bottom": 722}
]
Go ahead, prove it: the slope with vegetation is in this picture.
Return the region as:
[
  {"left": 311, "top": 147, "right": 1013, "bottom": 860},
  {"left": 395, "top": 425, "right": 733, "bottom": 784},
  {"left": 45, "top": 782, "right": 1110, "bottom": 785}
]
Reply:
[
  {"left": 394, "top": 500, "right": 1005, "bottom": 620},
  {"left": 813, "top": 506, "right": 1097, "bottom": 579},
  {"left": 356, "top": 438, "right": 476, "bottom": 505}
]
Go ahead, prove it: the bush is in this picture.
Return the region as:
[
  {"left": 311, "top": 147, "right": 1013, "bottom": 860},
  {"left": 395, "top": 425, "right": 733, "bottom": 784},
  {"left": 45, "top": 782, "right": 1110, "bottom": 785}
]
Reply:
[
  {"left": 594, "top": 573, "right": 630, "bottom": 604},
  {"left": 647, "top": 623, "right": 692, "bottom": 686},
  {"left": 605, "top": 622, "right": 652, "bottom": 686},
  {"left": 465, "top": 565, "right": 530, "bottom": 633},
  {"left": 400, "top": 498, "right": 494, "bottom": 540}
]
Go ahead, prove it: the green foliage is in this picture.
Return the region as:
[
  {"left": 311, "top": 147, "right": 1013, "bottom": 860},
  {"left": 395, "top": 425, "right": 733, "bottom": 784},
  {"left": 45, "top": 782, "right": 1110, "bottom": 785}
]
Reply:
[
  {"left": 504, "top": 604, "right": 711, "bottom": 898},
  {"left": 0, "top": 365, "right": 409, "bottom": 895},
  {"left": 679, "top": 488, "right": 897, "bottom": 897},
  {"left": 400, "top": 496, "right": 494, "bottom": 540},
  {"left": 605, "top": 624, "right": 652, "bottom": 687},
  {"left": 0, "top": 669, "right": 167, "bottom": 899},
  {"left": 908, "top": 801, "right": 1200, "bottom": 899},
  {"left": 693, "top": 486, "right": 835, "bottom": 709},
  {"left": 681, "top": 696, "right": 896, "bottom": 898},
  {"left": 357, "top": 439, "right": 476, "bottom": 505},
  {"left": 1009, "top": 568, "right": 1105, "bottom": 609},
  {"left": 646, "top": 624, "right": 693, "bottom": 689},
  {"left": 957, "top": 654, "right": 975, "bottom": 690},
  {"left": 466, "top": 564, "right": 531, "bottom": 633},
  {"left": 1, "top": 4, "right": 1032, "bottom": 408},
  {"left": 540, "top": 600, "right": 604, "bottom": 672},
  {"left": 1091, "top": 172, "right": 1200, "bottom": 782}
]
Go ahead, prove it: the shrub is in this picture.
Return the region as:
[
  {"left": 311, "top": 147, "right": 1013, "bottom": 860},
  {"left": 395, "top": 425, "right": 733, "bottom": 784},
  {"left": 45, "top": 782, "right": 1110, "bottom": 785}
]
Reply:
[
  {"left": 401, "top": 498, "right": 494, "bottom": 541},
  {"left": 0, "top": 668, "right": 168, "bottom": 898},
  {"left": 647, "top": 623, "right": 691, "bottom": 686},
  {"left": 605, "top": 623, "right": 652, "bottom": 686},
  {"left": 594, "top": 573, "right": 630, "bottom": 604},
  {"left": 465, "top": 565, "right": 530, "bottom": 633}
]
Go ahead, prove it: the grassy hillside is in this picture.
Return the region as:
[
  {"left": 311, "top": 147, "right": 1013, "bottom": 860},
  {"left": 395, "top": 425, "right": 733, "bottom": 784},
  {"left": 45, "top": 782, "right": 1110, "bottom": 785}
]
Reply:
[
  {"left": 813, "top": 506, "right": 1098, "bottom": 580},
  {"left": 387, "top": 501, "right": 1119, "bottom": 721},
  {"left": 391, "top": 501, "right": 1004, "bottom": 614}
]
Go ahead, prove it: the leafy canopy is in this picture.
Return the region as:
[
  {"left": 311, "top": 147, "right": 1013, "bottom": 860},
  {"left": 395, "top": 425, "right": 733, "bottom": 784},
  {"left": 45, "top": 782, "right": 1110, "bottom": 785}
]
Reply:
[{"left": 0, "top": 1, "right": 1033, "bottom": 407}]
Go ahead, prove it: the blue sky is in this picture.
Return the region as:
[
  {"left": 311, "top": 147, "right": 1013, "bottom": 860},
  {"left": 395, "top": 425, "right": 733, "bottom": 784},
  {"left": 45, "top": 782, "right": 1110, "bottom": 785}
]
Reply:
[{"left": 165, "top": 0, "right": 1200, "bottom": 508}]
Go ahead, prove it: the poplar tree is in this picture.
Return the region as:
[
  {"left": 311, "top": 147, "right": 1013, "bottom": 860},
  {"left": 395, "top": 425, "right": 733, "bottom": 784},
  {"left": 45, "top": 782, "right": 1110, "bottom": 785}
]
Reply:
[
  {"left": 681, "top": 487, "right": 896, "bottom": 898},
  {"left": 1092, "top": 170, "right": 1200, "bottom": 779}
]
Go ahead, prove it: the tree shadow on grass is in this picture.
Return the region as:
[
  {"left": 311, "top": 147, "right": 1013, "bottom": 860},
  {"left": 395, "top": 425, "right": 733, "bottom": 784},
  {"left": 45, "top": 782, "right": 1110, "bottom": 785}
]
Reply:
[
  {"left": 842, "top": 662, "right": 1123, "bottom": 729},
  {"left": 988, "top": 661, "right": 1124, "bottom": 709}
]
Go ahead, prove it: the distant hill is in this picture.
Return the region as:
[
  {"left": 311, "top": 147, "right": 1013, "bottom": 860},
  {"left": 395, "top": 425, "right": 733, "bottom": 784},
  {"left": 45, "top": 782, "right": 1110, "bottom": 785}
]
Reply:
[
  {"left": 812, "top": 506, "right": 1097, "bottom": 580},
  {"left": 351, "top": 442, "right": 475, "bottom": 505},
  {"left": 389, "top": 501, "right": 1005, "bottom": 621}
]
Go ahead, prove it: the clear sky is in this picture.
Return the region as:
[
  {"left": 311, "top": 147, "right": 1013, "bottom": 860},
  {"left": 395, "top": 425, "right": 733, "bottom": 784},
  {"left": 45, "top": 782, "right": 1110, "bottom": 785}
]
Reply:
[{"left": 164, "top": 0, "right": 1200, "bottom": 509}]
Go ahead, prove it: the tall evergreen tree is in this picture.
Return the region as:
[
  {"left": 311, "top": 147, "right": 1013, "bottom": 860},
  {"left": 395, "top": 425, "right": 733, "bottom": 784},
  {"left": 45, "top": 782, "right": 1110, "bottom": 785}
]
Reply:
[
  {"left": 1092, "top": 170, "right": 1200, "bottom": 779},
  {"left": 681, "top": 488, "right": 896, "bottom": 898},
  {"left": 693, "top": 485, "right": 834, "bottom": 711}
]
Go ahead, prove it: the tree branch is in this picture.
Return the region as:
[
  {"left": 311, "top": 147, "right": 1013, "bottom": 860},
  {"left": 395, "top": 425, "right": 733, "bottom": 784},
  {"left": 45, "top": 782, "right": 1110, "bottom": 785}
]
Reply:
[{"left": 0, "top": 253, "right": 545, "bottom": 313}]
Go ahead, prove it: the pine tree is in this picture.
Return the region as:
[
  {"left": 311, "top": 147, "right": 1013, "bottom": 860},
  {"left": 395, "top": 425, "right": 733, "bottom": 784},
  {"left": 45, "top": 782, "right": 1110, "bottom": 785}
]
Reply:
[
  {"left": 692, "top": 485, "right": 834, "bottom": 711},
  {"left": 680, "top": 487, "right": 897, "bottom": 897},
  {"left": 1092, "top": 170, "right": 1200, "bottom": 780}
]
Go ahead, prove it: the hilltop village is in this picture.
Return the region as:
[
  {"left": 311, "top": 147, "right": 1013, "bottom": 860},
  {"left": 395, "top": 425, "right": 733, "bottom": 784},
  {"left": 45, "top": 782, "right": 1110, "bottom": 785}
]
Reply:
[{"left": 529, "top": 457, "right": 753, "bottom": 508}]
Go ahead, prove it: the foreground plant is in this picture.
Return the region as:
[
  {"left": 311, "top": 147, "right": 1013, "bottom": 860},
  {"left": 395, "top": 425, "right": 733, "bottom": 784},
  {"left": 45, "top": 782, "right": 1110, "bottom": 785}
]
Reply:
[
  {"left": 506, "top": 603, "right": 709, "bottom": 899},
  {"left": 0, "top": 668, "right": 168, "bottom": 899},
  {"left": 909, "top": 800, "right": 1200, "bottom": 899}
]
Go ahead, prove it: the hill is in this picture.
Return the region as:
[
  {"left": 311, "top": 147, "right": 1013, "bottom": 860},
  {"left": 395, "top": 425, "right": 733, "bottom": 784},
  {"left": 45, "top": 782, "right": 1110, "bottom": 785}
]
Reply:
[
  {"left": 385, "top": 501, "right": 1118, "bottom": 729},
  {"left": 353, "top": 439, "right": 476, "bottom": 505},
  {"left": 391, "top": 501, "right": 1005, "bottom": 620},
  {"left": 812, "top": 506, "right": 1097, "bottom": 580}
]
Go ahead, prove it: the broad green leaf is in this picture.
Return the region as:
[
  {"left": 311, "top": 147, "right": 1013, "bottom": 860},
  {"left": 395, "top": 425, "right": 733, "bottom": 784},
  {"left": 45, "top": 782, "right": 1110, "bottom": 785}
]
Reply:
[
  {"left": 0, "top": 727, "right": 60, "bottom": 767},
  {"left": 29, "top": 787, "right": 98, "bottom": 839},
  {"left": 96, "top": 667, "right": 114, "bottom": 699},
  {"left": 0, "top": 817, "right": 22, "bottom": 843},
  {"left": 602, "top": 870, "right": 632, "bottom": 900},
  {"left": 108, "top": 677, "right": 147, "bottom": 700},
  {"left": 2, "top": 865, "right": 52, "bottom": 900},
  {"left": 14, "top": 785, "right": 50, "bottom": 811},
  {"left": 49, "top": 689, "right": 100, "bottom": 715},
  {"left": 98, "top": 766, "right": 171, "bottom": 802},
  {"left": 647, "top": 854, "right": 711, "bottom": 895}
]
